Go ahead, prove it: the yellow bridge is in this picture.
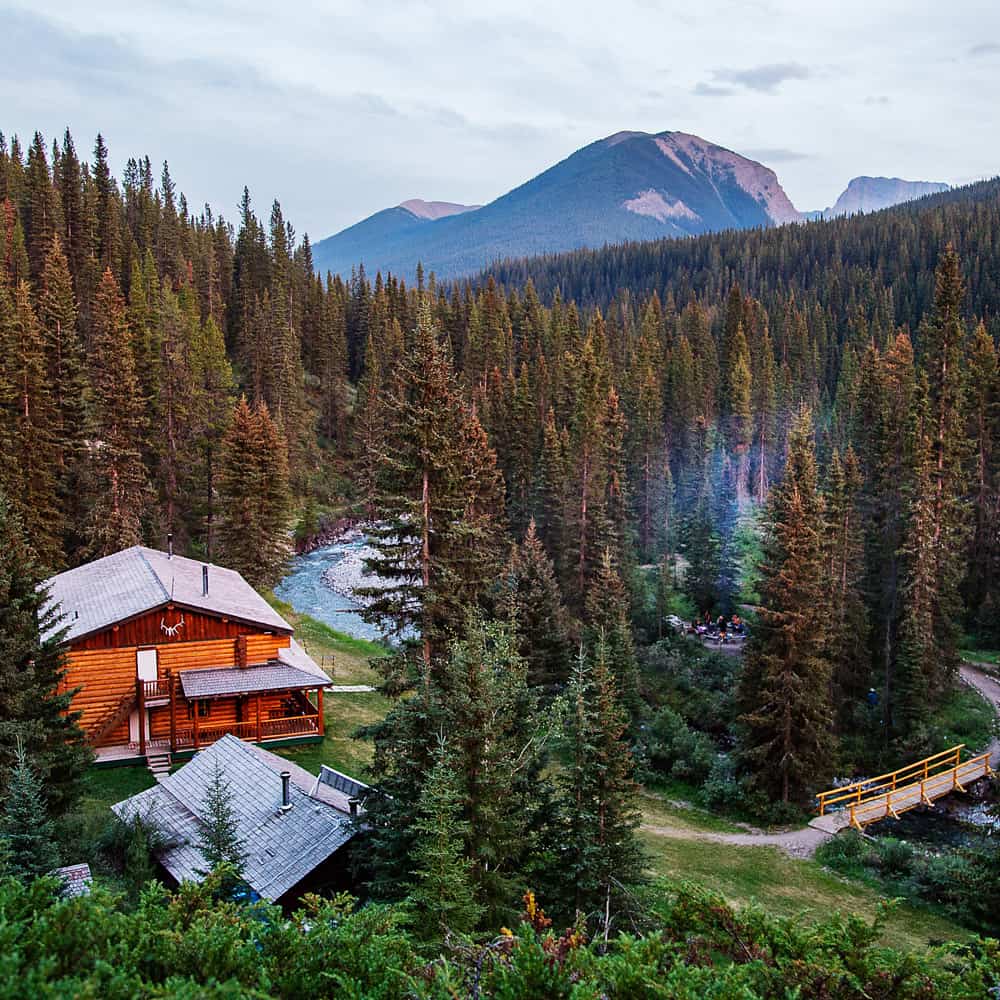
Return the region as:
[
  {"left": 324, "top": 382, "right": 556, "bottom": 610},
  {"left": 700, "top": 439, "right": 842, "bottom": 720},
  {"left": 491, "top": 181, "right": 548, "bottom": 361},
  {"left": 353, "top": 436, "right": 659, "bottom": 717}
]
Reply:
[{"left": 815, "top": 745, "right": 993, "bottom": 830}]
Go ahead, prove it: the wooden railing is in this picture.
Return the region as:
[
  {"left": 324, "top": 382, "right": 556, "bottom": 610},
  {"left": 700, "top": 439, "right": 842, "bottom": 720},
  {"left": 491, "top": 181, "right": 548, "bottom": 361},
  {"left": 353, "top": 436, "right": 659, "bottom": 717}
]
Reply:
[
  {"left": 842, "top": 752, "right": 993, "bottom": 829},
  {"left": 817, "top": 746, "right": 965, "bottom": 815},
  {"left": 142, "top": 678, "right": 172, "bottom": 700},
  {"left": 171, "top": 714, "right": 320, "bottom": 750}
]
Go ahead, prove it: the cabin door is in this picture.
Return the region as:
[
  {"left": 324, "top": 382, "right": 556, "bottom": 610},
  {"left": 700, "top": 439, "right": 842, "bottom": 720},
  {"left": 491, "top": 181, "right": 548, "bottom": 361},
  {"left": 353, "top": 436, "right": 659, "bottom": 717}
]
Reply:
[
  {"left": 128, "top": 709, "right": 150, "bottom": 744},
  {"left": 136, "top": 648, "right": 158, "bottom": 682}
]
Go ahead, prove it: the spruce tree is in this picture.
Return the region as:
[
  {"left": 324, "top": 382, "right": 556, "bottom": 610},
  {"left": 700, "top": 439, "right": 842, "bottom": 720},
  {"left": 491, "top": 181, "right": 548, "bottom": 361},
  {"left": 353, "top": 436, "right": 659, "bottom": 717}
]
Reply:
[
  {"left": 360, "top": 304, "right": 504, "bottom": 676},
  {"left": 0, "top": 492, "right": 90, "bottom": 813},
  {"left": 499, "top": 520, "right": 574, "bottom": 692},
  {"left": 83, "top": 268, "right": 150, "bottom": 556},
  {"left": 584, "top": 551, "right": 641, "bottom": 723},
  {"left": 0, "top": 739, "right": 60, "bottom": 882},
  {"left": 557, "top": 642, "right": 645, "bottom": 928},
  {"left": 197, "top": 759, "right": 245, "bottom": 873},
  {"left": 736, "top": 406, "right": 835, "bottom": 804},
  {"left": 215, "top": 398, "right": 290, "bottom": 589},
  {"left": 408, "top": 735, "right": 482, "bottom": 938}
]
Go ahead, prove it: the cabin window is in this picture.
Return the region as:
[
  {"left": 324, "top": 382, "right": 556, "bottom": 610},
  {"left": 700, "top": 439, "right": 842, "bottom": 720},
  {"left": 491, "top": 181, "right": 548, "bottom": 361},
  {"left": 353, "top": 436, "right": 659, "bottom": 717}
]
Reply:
[{"left": 186, "top": 700, "right": 211, "bottom": 719}]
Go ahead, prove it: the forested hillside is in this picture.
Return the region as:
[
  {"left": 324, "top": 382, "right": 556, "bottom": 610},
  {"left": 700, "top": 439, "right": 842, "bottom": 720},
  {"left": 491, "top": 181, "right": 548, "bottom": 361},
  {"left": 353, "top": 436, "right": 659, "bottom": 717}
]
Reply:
[{"left": 2, "top": 128, "right": 999, "bottom": 954}]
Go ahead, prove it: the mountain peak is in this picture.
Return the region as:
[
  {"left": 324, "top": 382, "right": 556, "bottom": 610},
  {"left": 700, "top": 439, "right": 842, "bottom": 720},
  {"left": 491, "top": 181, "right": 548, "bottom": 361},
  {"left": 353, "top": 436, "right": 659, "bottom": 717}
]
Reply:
[
  {"left": 827, "top": 176, "right": 949, "bottom": 217},
  {"left": 398, "top": 199, "right": 480, "bottom": 221},
  {"left": 313, "top": 130, "right": 804, "bottom": 279}
]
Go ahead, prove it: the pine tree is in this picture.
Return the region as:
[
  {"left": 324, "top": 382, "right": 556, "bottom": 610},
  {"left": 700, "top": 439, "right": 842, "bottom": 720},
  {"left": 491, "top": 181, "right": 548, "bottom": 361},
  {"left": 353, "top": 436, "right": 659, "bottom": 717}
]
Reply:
[
  {"left": 408, "top": 735, "right": 482, "bottom": 938},
  {"left": 736, "top": 406, "right": 834, "bottom": 804},
  {"left": 2, "top": 282, "right": 63, "bottom": 568},
  {"left": 557, "top": 642, "right": 645, "bottom": 928},
  {"left": 83, "top": 268, "right": 150, "bottom": 556},
  {"left": 360, "top": 304, "right": 505, "bottom": 676},
  {"left": 215, "top": 398, "right": 290, "bottom": 589},
  {"left": 0, "top": 739, "right": 60, "bottom": 882},
  {"left": 824, "top": 447, "right": 870, "bottom": 729},
  {"left": 197, "top": 759, "right": 245, "bottom": 873},
  {"left": 0, "top": 492, "right": 90, "bottom": 813},
  {"left": 584, "top": 551, "right": 641, "bottom": 723},
  {"left": 37, "top": 234, "right": 89, "bottom": 533},
  {"left": 499, "top": 520, "right": 574, "bottom": 692}
]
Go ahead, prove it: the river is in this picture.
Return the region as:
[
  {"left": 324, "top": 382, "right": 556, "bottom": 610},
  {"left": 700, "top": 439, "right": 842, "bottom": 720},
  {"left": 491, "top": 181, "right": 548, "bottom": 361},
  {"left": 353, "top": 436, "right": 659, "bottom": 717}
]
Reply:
[{"left": 275, "top": 536, "right": 381, "bottom": 642}]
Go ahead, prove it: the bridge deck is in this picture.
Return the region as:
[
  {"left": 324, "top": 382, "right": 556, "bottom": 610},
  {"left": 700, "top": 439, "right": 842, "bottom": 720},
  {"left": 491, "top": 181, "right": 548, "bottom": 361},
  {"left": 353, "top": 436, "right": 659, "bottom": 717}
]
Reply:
[{"left": 816, "top": 746, "right": 993, "bottom": 830}]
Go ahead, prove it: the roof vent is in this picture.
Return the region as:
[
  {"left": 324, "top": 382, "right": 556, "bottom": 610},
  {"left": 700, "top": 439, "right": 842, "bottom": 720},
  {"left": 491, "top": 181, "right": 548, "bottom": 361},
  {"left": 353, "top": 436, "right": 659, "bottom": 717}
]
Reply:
[{"left": 279, "top": 771, "right": 292, "bottom": 813}]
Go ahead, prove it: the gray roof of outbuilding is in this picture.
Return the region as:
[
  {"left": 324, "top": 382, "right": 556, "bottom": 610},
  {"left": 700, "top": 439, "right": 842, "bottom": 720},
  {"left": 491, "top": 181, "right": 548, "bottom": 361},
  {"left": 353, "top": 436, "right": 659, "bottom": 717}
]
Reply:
[
  {"left": 180, "top": 662, "right": 330, "bottom": 699},
  {"left": 42, "top": 547, "right": 291, "bottom": 643},
  {"left": 112, "top": 735, "right": 358, "bottom": 901}
]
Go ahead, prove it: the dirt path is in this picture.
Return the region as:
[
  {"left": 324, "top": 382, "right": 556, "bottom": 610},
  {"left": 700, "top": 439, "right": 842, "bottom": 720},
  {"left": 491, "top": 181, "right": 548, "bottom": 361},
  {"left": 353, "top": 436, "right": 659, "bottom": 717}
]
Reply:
[
  {"left": 640, "top": 819, "right": 832, "bottom": 859},
  {"left": 642, "top": 665, "right": 1000, "bottom": 860},
  {"left": 960, "top": 662, "right": 1000, "bottom": 766}
]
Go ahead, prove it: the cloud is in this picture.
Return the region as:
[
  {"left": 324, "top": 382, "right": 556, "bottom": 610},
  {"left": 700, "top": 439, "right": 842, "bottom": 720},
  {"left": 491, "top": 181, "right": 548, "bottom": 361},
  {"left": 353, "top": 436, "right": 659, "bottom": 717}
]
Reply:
[
  {"left": 864, "top": 95, "right": 890, "bottom": 106},
  {"left": 743, "top": 147, "right": 811, "bottom": 163},
  {"left": 692, "top": 82, "right": 735, "bottom": 97},
  {"left": 968, "top": 42, "right": 1000, "bottom": 56},
  {"left": 708, "top": 62, "right": 811, "bottom": 94}
]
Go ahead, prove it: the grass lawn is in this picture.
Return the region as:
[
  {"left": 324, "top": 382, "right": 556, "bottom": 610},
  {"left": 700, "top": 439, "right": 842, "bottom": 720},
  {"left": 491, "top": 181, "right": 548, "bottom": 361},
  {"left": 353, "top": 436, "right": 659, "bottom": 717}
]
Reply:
[
  {"left": 639, "top": 826, "right": 968, "bottom": 952},
  {"left": 932, "top": 683, "right": 997, "bottom": 751},
  {"left": 263, "top": 599, "right": 391, "bottom": 778}
]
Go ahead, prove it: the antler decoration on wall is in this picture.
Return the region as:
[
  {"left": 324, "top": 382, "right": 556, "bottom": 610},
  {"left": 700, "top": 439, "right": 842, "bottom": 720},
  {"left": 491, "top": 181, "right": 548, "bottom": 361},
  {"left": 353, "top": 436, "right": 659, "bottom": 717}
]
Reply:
[{"left": 160, "top": 615, "right": 185, "bottom": 637}]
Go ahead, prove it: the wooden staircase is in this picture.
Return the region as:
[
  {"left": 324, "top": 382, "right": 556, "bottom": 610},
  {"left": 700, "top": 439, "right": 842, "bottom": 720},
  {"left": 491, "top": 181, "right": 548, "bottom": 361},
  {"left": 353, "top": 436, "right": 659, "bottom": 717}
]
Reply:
[
  {"left": 87, "top": 688, "right": 136, "bottom": 747},
  {"left": 146, "top": 752, "right": 172, "bottom": 782}
]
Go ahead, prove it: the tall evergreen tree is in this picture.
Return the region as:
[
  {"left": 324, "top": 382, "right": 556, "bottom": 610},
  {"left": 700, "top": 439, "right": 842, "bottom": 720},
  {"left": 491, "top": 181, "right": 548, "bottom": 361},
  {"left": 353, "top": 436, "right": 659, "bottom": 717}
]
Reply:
[
  {"left": 0, "top": 739, "right": 60, "bottom": 882},
  {"left": 737, "top": 407, "right": 834, "bottom": 804},
  {"left": 0, "top": 492, "right": 90, "bottom": 814},
  {"left": 557, "top": 642, "right": 645, "bottom": 928},
  {"left": 215, "top": 398, "right": 290, "bottom": 588},
  {"left": 408, "top": 736, "right": 482, "bottom": 938},
  {"left": 83, "top": 268, "right": 150, "bottom": 555}
]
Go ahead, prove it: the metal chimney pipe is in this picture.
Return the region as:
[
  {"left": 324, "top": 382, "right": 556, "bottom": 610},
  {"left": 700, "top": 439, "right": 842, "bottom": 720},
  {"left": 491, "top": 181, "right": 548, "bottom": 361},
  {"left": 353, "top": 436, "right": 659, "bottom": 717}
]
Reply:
[
  {"left": 167, "top": 532, "right": 173, "bottom": 558},
  {"left": 280, "top": 771, "right": 292, "bottom": 812},
  {"left": 348, "top": 797, "right": 359, "bottom": 818},
  {"left": 202, "top": 564, "right": 209, "bottom": 596}
]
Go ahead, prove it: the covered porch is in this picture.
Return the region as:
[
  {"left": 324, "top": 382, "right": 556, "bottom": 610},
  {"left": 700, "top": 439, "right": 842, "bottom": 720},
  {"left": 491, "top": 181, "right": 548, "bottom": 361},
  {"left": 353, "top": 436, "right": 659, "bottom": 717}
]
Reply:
[{"left": 101, "top": 661, "right": 328, "bottom": 763}]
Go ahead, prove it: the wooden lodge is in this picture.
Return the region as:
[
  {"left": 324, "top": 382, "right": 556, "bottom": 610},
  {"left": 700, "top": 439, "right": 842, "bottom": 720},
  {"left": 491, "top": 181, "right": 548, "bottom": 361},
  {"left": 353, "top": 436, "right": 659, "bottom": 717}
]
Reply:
[{"left": 44, "top": 546, "right": 331, "bottom": 763}]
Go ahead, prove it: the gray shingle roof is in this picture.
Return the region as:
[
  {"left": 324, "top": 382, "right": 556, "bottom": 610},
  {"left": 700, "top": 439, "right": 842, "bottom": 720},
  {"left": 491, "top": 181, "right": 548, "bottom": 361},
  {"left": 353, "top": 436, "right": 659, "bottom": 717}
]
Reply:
[
  {"left": 54, "top": 863, "right": 93, "bottom": 897},
  {"left": 112, "top": 735, "right": 358, "bottom": 901},
  {"left": 179, "top": 662, "right": 330, "bottom": 699},
  {"left": 43, "top": 546, "right": 291, "bottom": 643}
]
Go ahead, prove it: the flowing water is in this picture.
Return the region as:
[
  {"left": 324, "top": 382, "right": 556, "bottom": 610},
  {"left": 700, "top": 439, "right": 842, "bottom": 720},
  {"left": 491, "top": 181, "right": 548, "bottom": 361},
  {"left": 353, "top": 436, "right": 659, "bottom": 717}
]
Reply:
[{"left": 275, "top": 537, "right": 381, "bottom": 642}]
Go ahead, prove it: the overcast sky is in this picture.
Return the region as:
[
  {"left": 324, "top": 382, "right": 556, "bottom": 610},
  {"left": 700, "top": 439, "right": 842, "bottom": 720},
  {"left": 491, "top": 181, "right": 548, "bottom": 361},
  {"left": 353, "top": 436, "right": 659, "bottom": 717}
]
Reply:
[{"left": 4, "top": 0, "right": 999, "bottom": 239}]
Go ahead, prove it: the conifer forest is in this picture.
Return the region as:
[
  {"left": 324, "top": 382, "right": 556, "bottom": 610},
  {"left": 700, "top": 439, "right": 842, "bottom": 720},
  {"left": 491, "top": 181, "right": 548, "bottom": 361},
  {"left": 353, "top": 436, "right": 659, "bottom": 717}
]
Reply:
[{"left": 1, "top": 125, "right": 999, "bottom": 998}]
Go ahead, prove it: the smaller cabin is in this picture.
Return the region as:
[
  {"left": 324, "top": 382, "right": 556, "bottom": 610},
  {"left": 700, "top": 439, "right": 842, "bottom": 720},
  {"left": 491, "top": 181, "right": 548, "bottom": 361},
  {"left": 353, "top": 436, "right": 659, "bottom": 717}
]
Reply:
[
  {"left": 45, "top": 546, "right": 331, "bottom": 763},
  {"left": 112, "top": 734, "right": 368, "bottom": 903}
]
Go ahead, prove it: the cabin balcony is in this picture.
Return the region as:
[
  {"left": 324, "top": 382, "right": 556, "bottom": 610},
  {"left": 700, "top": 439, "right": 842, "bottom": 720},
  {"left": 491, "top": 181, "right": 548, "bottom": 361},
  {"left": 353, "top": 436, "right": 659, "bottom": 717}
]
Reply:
[{"left": 93, "top": 669, "right": 328, "bottom": 766}]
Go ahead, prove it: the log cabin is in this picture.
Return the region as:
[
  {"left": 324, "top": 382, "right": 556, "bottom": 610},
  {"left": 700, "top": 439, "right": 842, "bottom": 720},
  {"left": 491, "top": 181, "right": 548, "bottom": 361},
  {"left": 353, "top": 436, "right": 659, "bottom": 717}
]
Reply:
[{"left": 44, "top": 545, "right": 331, "bottom": 764}]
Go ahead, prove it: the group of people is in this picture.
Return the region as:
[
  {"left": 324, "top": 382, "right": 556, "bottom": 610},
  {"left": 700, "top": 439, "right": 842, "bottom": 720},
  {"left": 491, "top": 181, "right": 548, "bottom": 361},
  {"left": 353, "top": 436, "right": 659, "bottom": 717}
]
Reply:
[{"left": 686, "top": 612, "right": 748, "bottom": 645}]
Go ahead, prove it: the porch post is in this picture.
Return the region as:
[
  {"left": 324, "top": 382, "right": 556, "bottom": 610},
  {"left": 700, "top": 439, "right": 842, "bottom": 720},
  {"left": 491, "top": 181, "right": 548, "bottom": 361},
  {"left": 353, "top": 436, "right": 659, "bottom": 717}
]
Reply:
[
  {"left": 255, "top": 694, "right": 262, "bottom": 743},
  {"left": 317, "top": 687, "right": 324, "bottom": 736},
  {"left": 193, "top": 701, "right": 200, "bottom": 749},
  {"left": 136, "top": 676, "right": 146, "bottom": 757},
  {"left": 168, "top": 669, "right": 176, "bottom": 754}
]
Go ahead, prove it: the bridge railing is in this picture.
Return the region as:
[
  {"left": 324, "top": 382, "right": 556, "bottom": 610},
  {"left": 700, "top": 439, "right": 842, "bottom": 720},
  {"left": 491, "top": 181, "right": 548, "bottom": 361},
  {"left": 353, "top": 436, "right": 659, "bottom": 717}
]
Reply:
[
  {"left": 817, "top": 745, "right": 965, "bottom": 815},
  {"left": 845, "top": 750, "right": 993, "bottom": 828}
]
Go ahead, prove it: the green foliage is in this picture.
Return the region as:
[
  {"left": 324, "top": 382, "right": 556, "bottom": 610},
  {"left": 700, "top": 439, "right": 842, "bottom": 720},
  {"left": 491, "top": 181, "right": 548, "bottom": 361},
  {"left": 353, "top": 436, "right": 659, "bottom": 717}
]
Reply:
[
  {"left": 407, "top": 736, "right": 482, "bottom": 937},
  {"left": 197, "top": 760, "right": 245, "bottom": 874},
  {"left": 0, "top": 740, "right": 60, "bottom": 881}
]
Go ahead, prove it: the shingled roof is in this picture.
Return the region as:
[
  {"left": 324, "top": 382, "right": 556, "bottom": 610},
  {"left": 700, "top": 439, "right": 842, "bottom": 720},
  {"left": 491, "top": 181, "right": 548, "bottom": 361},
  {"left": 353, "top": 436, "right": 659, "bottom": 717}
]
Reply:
[
  {"left": 112, "top": 735, "right": 366, "bottom": 901},
  {"left": 179, "top": 662, "right": 329, "bottom": 699},
  {"left": 43, "top": 546, "right": 291, "bottom": 643}
]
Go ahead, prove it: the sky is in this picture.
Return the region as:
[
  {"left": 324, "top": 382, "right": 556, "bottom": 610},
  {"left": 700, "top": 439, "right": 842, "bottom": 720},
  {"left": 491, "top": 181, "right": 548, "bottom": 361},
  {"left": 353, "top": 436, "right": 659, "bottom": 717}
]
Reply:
[{"left": 3, "top": 0, "right": 999, "bottom": 239}]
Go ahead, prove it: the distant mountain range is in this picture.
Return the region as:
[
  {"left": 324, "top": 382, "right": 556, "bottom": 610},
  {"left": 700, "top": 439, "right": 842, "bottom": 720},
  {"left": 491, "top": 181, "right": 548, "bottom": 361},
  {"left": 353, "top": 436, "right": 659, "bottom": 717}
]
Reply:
[
  {"left": 802, "top": 177, "right": 951, "bottom": 221},
  {"left": 312, "top": 132, "right": 949, "bottom": 280}
]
